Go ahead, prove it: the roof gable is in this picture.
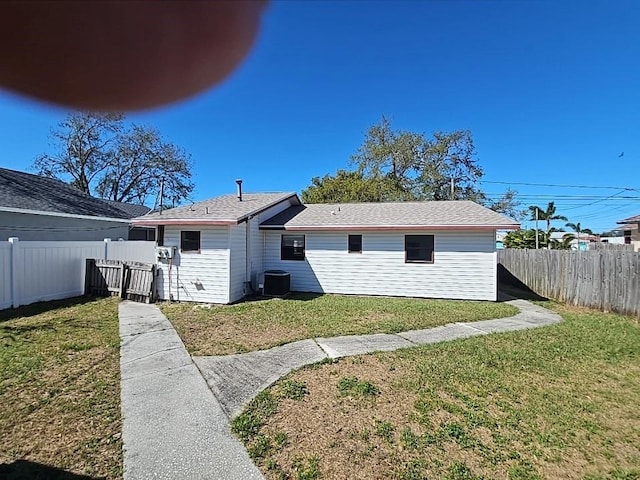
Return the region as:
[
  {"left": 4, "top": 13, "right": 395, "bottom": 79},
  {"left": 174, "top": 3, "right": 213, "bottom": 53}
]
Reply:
[
  {"left": 132, "top": 192, "right": 300, "bottom": 226},
  {"left": 260, "top": 200, "right": 519, "bottom": 230},
  {"left": 618, "top": 214, "right": 640, "bottom": 224}
]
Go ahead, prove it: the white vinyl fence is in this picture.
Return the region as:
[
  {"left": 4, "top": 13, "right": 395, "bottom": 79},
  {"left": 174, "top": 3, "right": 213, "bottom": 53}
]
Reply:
[{"left": 0, "top": 238, "right": 156, "bottom": 310}]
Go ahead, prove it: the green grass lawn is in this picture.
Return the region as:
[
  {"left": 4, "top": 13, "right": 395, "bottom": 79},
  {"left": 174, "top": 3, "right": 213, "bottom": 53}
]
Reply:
[
  {"left": 233, "top": 302, "right": 640, "bottom": 480},
  {"left": 0, "top": 297, "right": 122, "bottom": 480},
  {"left": 161, "top": 293, "right": 519, "bottom": 356}
]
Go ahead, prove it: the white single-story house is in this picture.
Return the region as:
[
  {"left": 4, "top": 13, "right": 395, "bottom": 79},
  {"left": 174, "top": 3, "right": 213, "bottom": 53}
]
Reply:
[{"left": 132, "top": 189, "right": 519, "bottom": 303}]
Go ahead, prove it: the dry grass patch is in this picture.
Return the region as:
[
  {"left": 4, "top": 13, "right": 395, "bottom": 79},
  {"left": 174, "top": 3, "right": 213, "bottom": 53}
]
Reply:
[
  {"left": 162, "top": 293, "right": 518, "bottom": 355},
  {"left": 0, "top": 297, "right": 122, "bottom": 479},
  {"left": 234, "top": 303, "right": 640, "bottom": 480}
]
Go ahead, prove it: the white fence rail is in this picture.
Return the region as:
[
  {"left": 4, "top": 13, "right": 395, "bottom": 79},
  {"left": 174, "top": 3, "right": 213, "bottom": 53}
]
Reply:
[{"left": 0, "top": 238, "right": 156, "bottom": 310}]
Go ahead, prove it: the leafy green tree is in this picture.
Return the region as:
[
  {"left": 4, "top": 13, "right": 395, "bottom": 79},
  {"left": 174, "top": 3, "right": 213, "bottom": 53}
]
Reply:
[
  {"left": 351, "top": 117, "right": 483, "bottom": 201},
  {"left": 528, "top": 202, "right": 568, "bottom": 237},
  {"left": 503, "top": 229, "right": 545, "bottom": 249},
  {"left": 34, "top": 112, "right": 193, "bottom": 206},
  {"left": 302, "top": 117, "right": 523, "bottom": 219},
  {"left": 301, "top": 170, "right": 400, "bottom": 203}
]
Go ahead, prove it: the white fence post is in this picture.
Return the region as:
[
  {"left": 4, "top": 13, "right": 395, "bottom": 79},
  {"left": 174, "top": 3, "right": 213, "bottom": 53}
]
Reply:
[
  {"left": 104, "top": 238, "right": 111, "bottom": 260},
  {"left": 8, "top": 237, "right": 20, "bottom": 308}
]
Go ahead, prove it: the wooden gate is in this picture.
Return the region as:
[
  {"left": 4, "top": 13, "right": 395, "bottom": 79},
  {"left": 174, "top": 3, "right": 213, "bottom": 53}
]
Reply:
[{"left": 85, "top": 259, "right": 156, "bottom": 303}]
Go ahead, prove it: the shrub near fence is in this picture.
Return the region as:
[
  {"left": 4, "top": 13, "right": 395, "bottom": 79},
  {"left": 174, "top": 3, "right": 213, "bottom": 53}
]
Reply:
[{"left": 498, "top": 249, "right": 640, "bottom": 316}]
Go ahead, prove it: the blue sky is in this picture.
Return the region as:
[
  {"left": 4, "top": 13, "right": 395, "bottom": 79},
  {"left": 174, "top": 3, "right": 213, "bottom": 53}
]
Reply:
[{"left": 1, "top": 0, "right": 639, "bottom": 232}]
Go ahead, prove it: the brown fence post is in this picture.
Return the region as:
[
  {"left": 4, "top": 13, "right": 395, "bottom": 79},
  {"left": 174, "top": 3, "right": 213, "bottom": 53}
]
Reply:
[
  {"left": 119, "top": 264, "right": 127, "bottom": 299},
  {"left": 84, "top": 258, "right": 94, "bottom": 296}
]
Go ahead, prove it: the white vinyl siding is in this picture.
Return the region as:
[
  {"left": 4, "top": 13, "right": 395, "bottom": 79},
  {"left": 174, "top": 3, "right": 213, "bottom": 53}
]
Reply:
[
  {"left": 0, "top": 211, "right": 130, "bottom": 241},
  {"left": 248, "top": 199, "right": 295, "bottom": 288},
  {"left": 154, "top": 197, "right": 296, "bottom": 305},
  {"left": 228, "top": 223, "right": 247, "bottom": 303},
  {"left": 157, "top": 226, "right": 230, "bottom": 304},
  {"left": 263, "top": 230, "right": 497, "bottom": 301}
]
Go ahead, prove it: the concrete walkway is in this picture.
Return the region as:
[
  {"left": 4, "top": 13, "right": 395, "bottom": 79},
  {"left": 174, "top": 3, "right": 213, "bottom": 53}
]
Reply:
[
  {"left": 119, "top": 298, "right": 561, "bottom": 479},
  {"left": 119, "top": 302, "right": 263, "bottom": 480}
]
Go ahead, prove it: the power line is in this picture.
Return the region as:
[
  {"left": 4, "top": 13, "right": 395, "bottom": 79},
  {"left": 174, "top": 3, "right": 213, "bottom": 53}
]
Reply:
[
  {"left": 483, "top": 194, "right": 640, "bottom": 200},
  {"left": 479, "top": 180, "right": 639, "bottom": 191}
]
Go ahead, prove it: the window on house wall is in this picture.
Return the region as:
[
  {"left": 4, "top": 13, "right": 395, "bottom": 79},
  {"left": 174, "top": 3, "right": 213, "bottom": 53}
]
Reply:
[
  {"left": 405, "top": 235, "right": 434, "bottom": 263},
  {"left": 348, "top": 234, "right": 362, "bottom": 253},
  {"left": 624, "top": 230, "right": 632, "bottom": 245},
  {"left": 157, "top": 225, "right": 165, "bottom": 246},
  {"left": 181, "top": 230, "right": 201, "bottom": 252},
  {"left": 281, "top": 234, "right": 305, "bottom": 260}
]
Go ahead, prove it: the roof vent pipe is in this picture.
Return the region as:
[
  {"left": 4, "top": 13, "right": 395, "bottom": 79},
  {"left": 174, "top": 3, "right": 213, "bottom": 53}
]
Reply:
[{"left": 236, "top": 179, "right": 243, "bottom": 201}]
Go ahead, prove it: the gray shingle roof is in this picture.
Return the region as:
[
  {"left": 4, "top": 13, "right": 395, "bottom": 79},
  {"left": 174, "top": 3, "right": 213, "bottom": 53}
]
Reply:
[
  {"left": 132, "top": 192, "right": 300, "bottom": 224},
  {"left": 618, "top": 214, "right": 640, "bottom": 224},
  {"left": 103, "top": 199, "right": 151, "bottom": 218},
  {"left": 260, "top": 201, "right": 519, "bottom": 230},
  {"left": 0, "top": 167, "right": 131, "bottom": 219}
]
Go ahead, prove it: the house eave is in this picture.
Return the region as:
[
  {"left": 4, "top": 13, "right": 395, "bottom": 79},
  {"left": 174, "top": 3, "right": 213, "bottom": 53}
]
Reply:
[
  {"left": 131, "top": 218, "right": 238, "bottom": 226},
  {"left": 259, "top": 224, "right": 520, "bottom": 231},
  {"left": 0, "top": 206, "right": 131, "bottom": 223}
]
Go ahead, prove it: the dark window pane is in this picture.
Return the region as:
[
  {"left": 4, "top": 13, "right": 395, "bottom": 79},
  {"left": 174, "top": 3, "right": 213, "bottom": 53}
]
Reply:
[
  {"left": 348, "top": 234, "right": 362, "bottom": 253},
  {"left": 281, "top": 234, "right": 305, "bottom": 260},
  {"left": 181, "top": 230, "right": 200, "bottom": 252},
  {"left": 405, "top": 235, "right": 434, "bottom": 263}
]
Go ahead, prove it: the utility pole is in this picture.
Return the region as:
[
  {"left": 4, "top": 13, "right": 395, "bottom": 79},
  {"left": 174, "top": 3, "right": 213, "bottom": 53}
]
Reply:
[
  {"left": 450, "top": 177, "right": 455, "bottom": 200},
  {"left": 535, "top": 207, "right": 539, "bottom": 250},
  {"left": 159, "top": 176, "right": 165, "bottom": 213}
]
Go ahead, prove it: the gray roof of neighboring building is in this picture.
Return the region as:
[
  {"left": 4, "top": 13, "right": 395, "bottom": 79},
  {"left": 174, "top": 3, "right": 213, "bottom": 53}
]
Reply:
[
  {"left": 260, "top": 200, "right": 519, "bottom": 230},
  {"left": 0, "top": 167, "right": 132, "bottom": 220},
  {"left": 618, "top": 214, "right": 640, "bottom": 224},
  {"left": 103, "top": 199, "right": 151, "bottom": 218},
  {"left": 132, "top": 192, "right": 300, "bottom": 225}
]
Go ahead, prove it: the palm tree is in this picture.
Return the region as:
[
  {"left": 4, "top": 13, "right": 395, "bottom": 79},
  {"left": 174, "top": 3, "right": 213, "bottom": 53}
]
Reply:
[
  {"left": 528, "top": 202, "right": 568, "bottom": 236},
  {"left": 565, "top": 222, "right": 593, "bottom": 251},
  {"left": 550, "top": 232, "right": 576, "bottom": 250}
]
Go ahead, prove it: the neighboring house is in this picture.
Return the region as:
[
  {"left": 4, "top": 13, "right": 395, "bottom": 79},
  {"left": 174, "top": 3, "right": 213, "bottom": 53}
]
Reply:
[
  {"left": 0, "top": 167, "right": 151, "bottom": 241},
  {"left": 549, "top": 231, "right": 597, "bottom": 251},
  {"left": 132, "top": 191, "right": 519, "bottom": 303},
  {"left": 103, "top": 199, "right": 156, "bottom": 240},
  {"left": 616, "top": 214, "right": 640, "bottom": 251}
]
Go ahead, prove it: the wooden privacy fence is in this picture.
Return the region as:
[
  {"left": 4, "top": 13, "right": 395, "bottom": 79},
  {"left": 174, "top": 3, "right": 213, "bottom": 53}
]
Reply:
[
  {"left": 590, "top": 242, "right": 635, "bottom": 252},
  {"left": 85, "top": 259, "right": 157, "bottom": 303},
  {"left": 498, "top": 249, "right": 640, "bottom": 316}
]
